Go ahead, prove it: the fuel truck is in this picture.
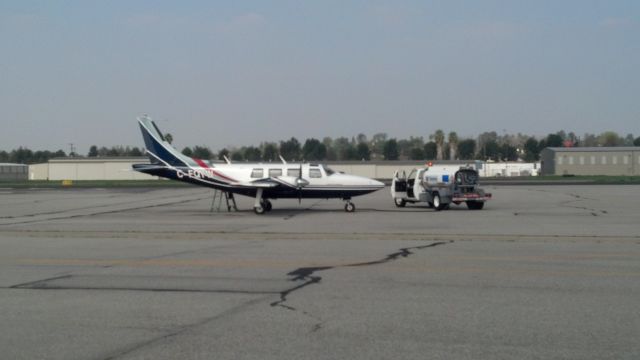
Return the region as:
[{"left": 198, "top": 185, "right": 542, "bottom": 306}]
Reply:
[{"left": 391, "top": 164, "right": 491, "bottom": 211}]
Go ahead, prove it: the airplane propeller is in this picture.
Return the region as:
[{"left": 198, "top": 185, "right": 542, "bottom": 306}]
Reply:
[{"left": 295, "top": 163, "right": 308, "bottom": 204}]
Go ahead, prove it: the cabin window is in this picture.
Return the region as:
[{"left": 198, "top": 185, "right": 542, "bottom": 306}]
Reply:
[
  {"left": 250, "top": 168, "right": 264, "bottom": 178},
  {"left": 268, "top": 169, "right": 282, "bottom": 177},
  {"left": 309, "top": 168, "right": 322, "bottom": 178},
  {"left": 287, "top": 168, "right": 300, "bottom": 177}
]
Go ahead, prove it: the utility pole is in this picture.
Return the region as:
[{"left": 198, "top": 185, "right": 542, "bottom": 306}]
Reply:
[{"left": 68, "top": 143, "right": 75, "bottom": 157}]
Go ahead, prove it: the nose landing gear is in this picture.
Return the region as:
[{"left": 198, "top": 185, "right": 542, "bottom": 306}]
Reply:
[{"left": 344, "top": 199, "right": 356, "bottom": 213}]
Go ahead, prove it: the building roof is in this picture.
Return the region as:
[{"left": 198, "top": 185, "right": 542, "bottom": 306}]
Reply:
[
  {"left": 545, "top": 147, "right": 640, "bottom": 153},
  {"left": 0, "top": 163, "right": 28, "bottom": 166},
  {"left": 48, "top": 157, "right": 149, "bottom": 163}
]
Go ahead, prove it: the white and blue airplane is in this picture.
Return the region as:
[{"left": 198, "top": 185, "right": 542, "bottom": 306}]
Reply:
[{"left": 132, "top": 115, "right": 385, "bottom": 214}]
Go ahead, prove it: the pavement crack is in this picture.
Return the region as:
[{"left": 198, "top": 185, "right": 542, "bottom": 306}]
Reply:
[
  {"left": 559, "top": 192, "right": 607, "bottom": 217},
  {"left": 0, "top": 195, "right": 211, "bottom": 226},
  {"left": 270, "top": 272, "right": 324, "bottom": 310},
  {"left": 346, "top": 241, "right": 449, "bottom": 267},
  {"left": 101, "top": 295, "right": 271, "bottom": 360},
  {"left": 271, "top": 241, "right": 450, "bottom": 330},
  {"left": 309, "top": 321, "right": 324, "bottom": 334},
  {"left": 9, "top": 274, "right": 73, "bottom": 289}
]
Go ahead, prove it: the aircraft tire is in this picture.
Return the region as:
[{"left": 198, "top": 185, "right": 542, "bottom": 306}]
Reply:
[
  {"left": 345, "top": 202, "right": 356, "bottom": 212},
  {"left": 262, "top": 200, "right": 273, "bottom": 212},
  {"left": 394, "top": 198, "right": 406, "bottom": 207},
  {"left": 254, "top": 206, "right": 266, "bottom": 215}
]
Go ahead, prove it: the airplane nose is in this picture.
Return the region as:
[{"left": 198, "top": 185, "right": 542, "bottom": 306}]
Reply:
[{"left": 371, "top": 179, "right": 385, "bottom": 188}]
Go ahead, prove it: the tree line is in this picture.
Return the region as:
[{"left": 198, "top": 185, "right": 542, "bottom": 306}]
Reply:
[
  {"left": 2, "top": 131, "right": 639, "bottom": 165},
  {"left": 0, "top": 148, "right": 67, "bottom": 165},
  {"left": 0, "top": 146, "right": 144, "bottom": 165},
  {"left": 177, "top": 130, "right": 640, "bottom": 163}
]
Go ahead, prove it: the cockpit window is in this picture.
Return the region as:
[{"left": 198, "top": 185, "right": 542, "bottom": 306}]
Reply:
[{"left": 323, "top": 165, "right": 335, "bottom": 176}]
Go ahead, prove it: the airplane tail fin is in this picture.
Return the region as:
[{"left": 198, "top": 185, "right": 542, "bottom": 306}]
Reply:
[{"left": 137, "top": 115, "right": 197, "bottom": 167}]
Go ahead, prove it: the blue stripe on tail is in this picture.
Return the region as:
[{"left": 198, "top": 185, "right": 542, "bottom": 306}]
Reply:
[{"left": 138, "top": 118, "right": 189, "bottom": 167}]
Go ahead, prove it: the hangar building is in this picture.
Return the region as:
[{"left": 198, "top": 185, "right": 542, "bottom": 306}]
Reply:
[
  {"left": 540, "top": 147, "right": 640, "bottom": 176},
  {"left": 29, "top": 158, "right": 156, "bottom": 180}
]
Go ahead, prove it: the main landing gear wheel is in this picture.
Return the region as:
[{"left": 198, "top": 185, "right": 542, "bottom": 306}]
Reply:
[
  {"left": 253, "top": 188, "right": 267, "bottom": 215},
  {"left": 344, "top": 202, "right": 356, "bottom": 213},
  {"left": 394, "top": 198, "right": 406, "bottom": 207},
  {"left": 262, "top": 200, "right": 272, "bottom": 212},
  {"left": 255, "top": 200, "right": 272, "bottom": 214}
]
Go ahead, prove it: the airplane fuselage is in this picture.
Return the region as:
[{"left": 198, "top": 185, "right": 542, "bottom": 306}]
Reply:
[{"left": 133, "top": 162, "right": 384, "bottom": 200}]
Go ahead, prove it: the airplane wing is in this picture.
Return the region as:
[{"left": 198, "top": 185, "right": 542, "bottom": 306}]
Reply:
[
  {"left": 234, "top": 177, "right": 297, "bottom": 189},
  {"left": 234, "top": 177, "right": 295, "bottom": 189}
]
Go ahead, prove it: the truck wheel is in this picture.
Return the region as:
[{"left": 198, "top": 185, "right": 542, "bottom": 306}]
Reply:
[
  {"left": 394, "top": 198, "right": 406, "bottom": 207},
  {"left": 433, "top": 194, "right": 445, "bottom": 211},
  {"left": 466, "top": 201, "right": 484, "bottom": 210}
]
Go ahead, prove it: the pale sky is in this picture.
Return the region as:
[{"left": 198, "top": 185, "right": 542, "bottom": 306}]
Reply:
[{"left": 1, "top": 1, "right": 639, "bottom": 153}]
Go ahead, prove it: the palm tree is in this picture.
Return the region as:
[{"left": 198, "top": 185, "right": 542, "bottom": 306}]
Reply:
[
  {"left": 431, "top": 130, "right": 445, "bottom": 160},
  {"left": 448, "top": 131, "right": 458, "bottom": 160}
]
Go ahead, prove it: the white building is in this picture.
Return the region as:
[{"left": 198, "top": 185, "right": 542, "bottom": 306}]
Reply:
[{"left": 29, "top": 158, "right": 156, "bottom": 180}]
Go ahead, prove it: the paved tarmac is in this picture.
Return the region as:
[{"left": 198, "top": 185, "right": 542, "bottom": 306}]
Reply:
[{"left": 0, "top": 185, "right": 639, "bottom": 359}]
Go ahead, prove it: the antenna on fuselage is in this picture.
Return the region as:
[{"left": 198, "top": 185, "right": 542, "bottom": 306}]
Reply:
[
  {"left": 279, "top": 155, "right": 287, "bottom": 164},
  {"left": 223, "top": 155, "right": 231, "bottom": 164}
]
